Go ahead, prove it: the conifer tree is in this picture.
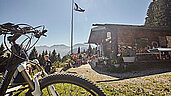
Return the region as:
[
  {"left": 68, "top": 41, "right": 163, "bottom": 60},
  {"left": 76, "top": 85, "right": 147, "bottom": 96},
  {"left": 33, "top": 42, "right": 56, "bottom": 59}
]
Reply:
[
  {"left": 38, "top": 54, "right": 42, "bottom": 62},
  {"left": 39, "top": 50, "right": 45, "bottom": 66},
  {"left": 78, "top": 47, "right": 81, "bottom": 54},
  {"left": 83, "top": 49, "right": 86, "bottom": 53},
  {"left": 0, "top": 43, "right": 5, "bottom": 56},
  {"left": 29, "top": 47, "right": 38, "bottom": 60},
  {"left": 0, "top": 43, "right": 6, "bottom": 72},
  {"left": 57, "top": 53, "right": 61, "bottom": 62},
  {"left": 45, "top": 50, "right": 48, "bottom": 55},
  {"left": 88, "top": 44, "right": 92, "bottom": 54},
  {"left": 49, "top": 51, "right": 51, "bottom": 57},
  {"left": 50, "top": 49, "right": 57, "bottom": 63}
]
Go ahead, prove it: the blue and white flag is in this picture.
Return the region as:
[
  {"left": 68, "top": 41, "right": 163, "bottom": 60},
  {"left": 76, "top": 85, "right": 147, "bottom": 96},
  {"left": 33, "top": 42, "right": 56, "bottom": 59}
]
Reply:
[{"left": 74, "top": 3, "right": 85, "bottom": 12}]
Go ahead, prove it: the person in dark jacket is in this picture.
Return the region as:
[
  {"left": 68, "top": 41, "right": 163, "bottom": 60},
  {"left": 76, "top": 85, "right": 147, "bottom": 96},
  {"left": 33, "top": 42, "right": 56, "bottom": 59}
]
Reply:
[{"left": 44, "top": 55, "right": 52, "bottom": 74}]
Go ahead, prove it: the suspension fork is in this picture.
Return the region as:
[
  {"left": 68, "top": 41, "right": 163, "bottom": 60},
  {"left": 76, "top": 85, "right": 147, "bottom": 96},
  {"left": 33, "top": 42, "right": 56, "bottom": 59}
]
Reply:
[
  {"left": 0, "top": 56, "right": 24, "bottom": 96},
  {"left": 0, "top": 42, "right": 31, "bottom": 95},
  {"left": 17, "top": 64, "right": 35, "bottom": 91}
]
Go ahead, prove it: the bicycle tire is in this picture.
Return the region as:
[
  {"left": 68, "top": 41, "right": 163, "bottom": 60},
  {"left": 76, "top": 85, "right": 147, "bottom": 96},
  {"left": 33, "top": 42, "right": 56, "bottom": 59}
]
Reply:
[{"left": 28, "top": 73, "right": 106, "bottom": 96}]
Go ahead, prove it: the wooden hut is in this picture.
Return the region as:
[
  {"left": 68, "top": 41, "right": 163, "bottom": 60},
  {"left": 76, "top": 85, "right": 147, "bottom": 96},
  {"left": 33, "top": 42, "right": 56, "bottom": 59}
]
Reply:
[{"left": 88, "top": 24, "right": 171, "bottom": 62}]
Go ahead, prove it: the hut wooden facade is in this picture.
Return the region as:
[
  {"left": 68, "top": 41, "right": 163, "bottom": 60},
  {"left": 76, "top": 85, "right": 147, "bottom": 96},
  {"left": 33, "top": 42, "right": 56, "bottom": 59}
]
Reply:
[{"left": 88, "top": 24, "right": 171, "bottom": 62}]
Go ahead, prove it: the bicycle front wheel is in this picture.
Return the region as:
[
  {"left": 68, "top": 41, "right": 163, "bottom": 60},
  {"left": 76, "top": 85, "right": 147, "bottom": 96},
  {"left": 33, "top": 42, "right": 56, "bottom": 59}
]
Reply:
[{"left": 37, "top": 73, "right": 105, "bottom": 96}]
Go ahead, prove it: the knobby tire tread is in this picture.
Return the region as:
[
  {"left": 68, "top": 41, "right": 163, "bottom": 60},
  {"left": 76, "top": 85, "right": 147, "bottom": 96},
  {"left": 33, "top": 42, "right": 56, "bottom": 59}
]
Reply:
[{"left": 39, "top": 73, "right": 106, "bottom": 96}]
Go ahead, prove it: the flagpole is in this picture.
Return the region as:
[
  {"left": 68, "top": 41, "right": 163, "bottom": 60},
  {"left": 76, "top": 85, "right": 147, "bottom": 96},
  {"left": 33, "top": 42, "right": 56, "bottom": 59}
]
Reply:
[{"left": 71, "top": 0, "right": 74, "bottom": 54}]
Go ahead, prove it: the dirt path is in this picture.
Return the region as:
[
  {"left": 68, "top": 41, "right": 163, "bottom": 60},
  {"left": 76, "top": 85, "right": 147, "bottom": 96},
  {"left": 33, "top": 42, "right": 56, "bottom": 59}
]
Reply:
[
  {"left": 66, "top": 64, "right": 171, "bottom": 84},
  {"left": 66, "top": 64, "right": 171, "bottom": 95},
  {"left": 67, "top": 64, "right": 119, "bottom": 83}
]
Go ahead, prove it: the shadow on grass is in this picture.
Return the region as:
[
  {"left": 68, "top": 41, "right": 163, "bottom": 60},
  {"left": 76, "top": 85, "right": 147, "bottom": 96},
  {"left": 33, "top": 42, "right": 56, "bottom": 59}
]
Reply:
[
  {"left": 59, "top": 63, "right": 86, "bottom": 72},
  {"left": 90, "top": 62, "right": 171, "bottom": 83}
]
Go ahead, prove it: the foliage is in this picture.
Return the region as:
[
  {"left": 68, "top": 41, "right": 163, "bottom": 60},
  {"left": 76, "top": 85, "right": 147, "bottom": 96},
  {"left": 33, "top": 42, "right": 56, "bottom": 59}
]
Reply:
[
  {"left": 62, "top": 55, "right": 70, "bottom": 62},
  {"left": 29, "top": 47, "right": 38, "bottom": 60},
  {"left": 45, "top": 50, "right": 48, "bottom": 55},
  {"left": 135, "top": 38, "right": 148, "bottom": 49},
  {"left": 57, "top": 53, "right": 61, "bottom": 62},
  {"left": 37, "top": 49, "right": 62, "bottom": 66},
  {"left": 49, "top": 49, "right": 61, "bottom": 63},
  {"left": 145, "top": 0, "right": 171, "bottom": 27},
  {"left": 48, "top": 51, "right": 51, "bottom": 58},
  {"left": 0, "top": 43, "right": 5, "bottom": 56},
  {"left": 87, "top": 44, "right": 92, "bottom": 54},
  {"left": 52, "top": 61, "right": 67, "bottom": 68},
  {"left": 0, "top": 43, "right": 7, "bottom": 72},
  {"left": 121, "top": 51, "right": 128, "bottom": 57},
  {"left": 110, "top": 51, "right": 118, "bottom": 64},
  {"left": 39, "top": 51, "right": 45, "bottom": 66},
  {"left": 50, "top": 49, "right": 57, "bottom": 63},
  {"left": 77, "top": 47, "right": 80, "bottom": 54}
]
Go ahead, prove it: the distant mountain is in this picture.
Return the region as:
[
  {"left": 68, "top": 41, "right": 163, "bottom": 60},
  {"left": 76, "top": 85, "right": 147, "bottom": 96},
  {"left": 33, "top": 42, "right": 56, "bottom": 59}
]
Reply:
[
  {"left": 68, "top": 43, "right": 88, "bottom": 54},
  {"left": 35, "top": 43, "right": 89, "bottom": 57}
]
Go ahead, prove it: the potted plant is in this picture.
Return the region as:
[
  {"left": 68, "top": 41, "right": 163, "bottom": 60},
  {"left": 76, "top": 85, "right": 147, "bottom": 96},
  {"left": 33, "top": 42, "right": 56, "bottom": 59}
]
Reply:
[{"left": 122, "top": 50, "right": 136, "bottom": 62}]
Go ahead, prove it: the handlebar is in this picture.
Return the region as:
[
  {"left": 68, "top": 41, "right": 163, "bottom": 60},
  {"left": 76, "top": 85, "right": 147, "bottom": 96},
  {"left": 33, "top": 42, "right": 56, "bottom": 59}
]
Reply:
[
  {"left": 0, "top": 22, "right": 48, "bottom": 60},
  {"left": 0, "top": 23, "right": 47, "bottom": 42}
]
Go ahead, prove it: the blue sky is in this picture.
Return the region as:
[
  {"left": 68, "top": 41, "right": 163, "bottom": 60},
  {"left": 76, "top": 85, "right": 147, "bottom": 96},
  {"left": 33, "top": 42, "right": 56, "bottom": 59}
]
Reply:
[{"left": 0, "top": 0, "right": 152, "bottom": 46}]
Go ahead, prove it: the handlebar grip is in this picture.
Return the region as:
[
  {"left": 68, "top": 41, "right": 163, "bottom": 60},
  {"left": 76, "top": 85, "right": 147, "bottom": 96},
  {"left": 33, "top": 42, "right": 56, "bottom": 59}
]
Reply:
[
  {"left": 2, "top": 23, "right": 14, "bottom": 27},
  {"left": 42, "top": 30, "right": 47, "bottom": 33}
]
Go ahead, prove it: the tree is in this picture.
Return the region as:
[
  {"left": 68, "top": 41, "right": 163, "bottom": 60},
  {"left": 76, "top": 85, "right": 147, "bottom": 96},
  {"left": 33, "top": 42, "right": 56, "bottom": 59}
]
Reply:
[
  {"left": 62, "top": 55, "right": 67, "bottom": 62},
  {"left": 83, "top": 49, "right": 86, "bottom": 53},
  {"left": 145, "top": 0, "right": 171, "bottom": 27},
  {"left": 45, "top": 50, "right": 48, "bottom": 55},
  {"left": 57, "top": 53, "right": 61, "bottom": 62},
  {"left": 29, "top": 47, "right": 38, "bottom": 60},
  {"left": 39, "top": 50, "right": 45, "bottom": 66},
  {"left": 78, "top": 47, "right": 81, "bottom": 54},
  {"left": 42, "top": 50, "right": 45, "bottom": 57},
  {"left": 88, "top": 44, "right": 92, "bottom": 54},
  {"left": 38, "top": 54, "right": 42, "bottom": 62},
  {"left": 50, "top": 49, "right": 58, "bottom": 63},
  {"left": 49, "top": 51, "right": 51, "bottom": 58},
  {"left": 0, "top": 43, "right": 8, "bottom": 72},
  {"left": 0, "top": 43, "right": 5, "bottom": 56}
]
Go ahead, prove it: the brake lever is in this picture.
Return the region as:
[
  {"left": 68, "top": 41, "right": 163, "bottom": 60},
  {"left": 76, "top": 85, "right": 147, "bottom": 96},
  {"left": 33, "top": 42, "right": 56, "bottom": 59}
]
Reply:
[
  {"left": 42, "top": 29, "right": 47, "bottom": 37},
  {"left": 43, "top": 34, "right": 47, "bottom": 37},
  {"left": 42, "top": 30, "right": 47, "bottom": 33}
]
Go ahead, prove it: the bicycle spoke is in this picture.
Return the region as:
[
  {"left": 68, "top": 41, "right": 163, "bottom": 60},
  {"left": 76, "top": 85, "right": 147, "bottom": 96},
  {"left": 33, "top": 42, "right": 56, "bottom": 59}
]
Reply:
[
  {"left": 39, "top": 74, "right": 105, "bottom": 96},
  {"left": 46, "top": 87, "right": 51, "bottom": 96},
  {"left": 70, "top": 84, "right": 73, "bottom": 96},
  {"left": 63, "top": 83, "right": 66, "bottom": 95},
  {"left": 41, "top": 83, "right": 97, "bottom": 96}
]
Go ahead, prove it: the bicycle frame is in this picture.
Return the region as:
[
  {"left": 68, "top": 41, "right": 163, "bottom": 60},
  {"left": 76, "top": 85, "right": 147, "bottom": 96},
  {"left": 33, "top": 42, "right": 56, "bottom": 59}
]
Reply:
[
  {"left": 0, "top": 43, "right": 34, "bottom": 96},
  {"left": 0, "top": 44, "right": 58, "bottom": 96},
  {"left": 0, "top": 23, "right": 58, "bottom": 96}
]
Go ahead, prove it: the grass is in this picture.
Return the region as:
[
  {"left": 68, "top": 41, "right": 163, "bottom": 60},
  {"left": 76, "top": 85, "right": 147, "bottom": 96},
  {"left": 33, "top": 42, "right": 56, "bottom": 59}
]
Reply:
[
  {"left": 13, "top": 83, "right": 94, "bottom": 96},
  {"left": 42, "top": 83, "right": 93, "bottom": 96},
  {"left": 2, "top": 67, "right": 171, "bottom": 96},
  {"left": 98, "top": 72, "right": 171, "bottom": 96}
]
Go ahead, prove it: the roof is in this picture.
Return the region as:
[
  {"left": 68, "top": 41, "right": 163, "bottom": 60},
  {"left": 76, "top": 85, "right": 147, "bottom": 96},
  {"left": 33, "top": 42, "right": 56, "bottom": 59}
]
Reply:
[
  {"left": 88, "top": 28, "right": 106, "bottom": 44},
  {"left": 88, "top": 23, "right": 171, "bottom": 44},
  {"left": 92, "top": 24, "right": 171, "bottom": 30},
  {"left": 91, "top": 26, "right": 106, "bottom": 31}
]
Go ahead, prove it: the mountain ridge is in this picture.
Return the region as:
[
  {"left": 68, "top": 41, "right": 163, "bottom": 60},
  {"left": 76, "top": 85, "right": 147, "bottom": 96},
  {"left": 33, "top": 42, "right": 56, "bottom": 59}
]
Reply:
[{"left": 35, "top": 43, "right": 89, "bottom": 57}]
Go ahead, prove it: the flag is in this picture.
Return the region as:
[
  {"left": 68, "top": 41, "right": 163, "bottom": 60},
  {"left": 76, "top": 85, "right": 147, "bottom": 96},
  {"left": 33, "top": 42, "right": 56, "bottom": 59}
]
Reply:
[{"left": 74, "top": 3, "right": 85, "bottom": 12}]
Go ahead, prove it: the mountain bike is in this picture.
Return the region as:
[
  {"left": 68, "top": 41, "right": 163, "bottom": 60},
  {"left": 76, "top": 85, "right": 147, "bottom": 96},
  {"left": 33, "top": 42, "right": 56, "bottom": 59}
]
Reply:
[{"left": 0, "top": 23, "right": 106, "bottom": 96}]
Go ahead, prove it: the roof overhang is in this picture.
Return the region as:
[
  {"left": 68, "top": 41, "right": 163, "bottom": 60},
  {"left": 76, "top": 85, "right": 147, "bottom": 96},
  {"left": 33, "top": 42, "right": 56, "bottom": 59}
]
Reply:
[{"left": 148, "top": 48, "right": 171, "bottom": 52}]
